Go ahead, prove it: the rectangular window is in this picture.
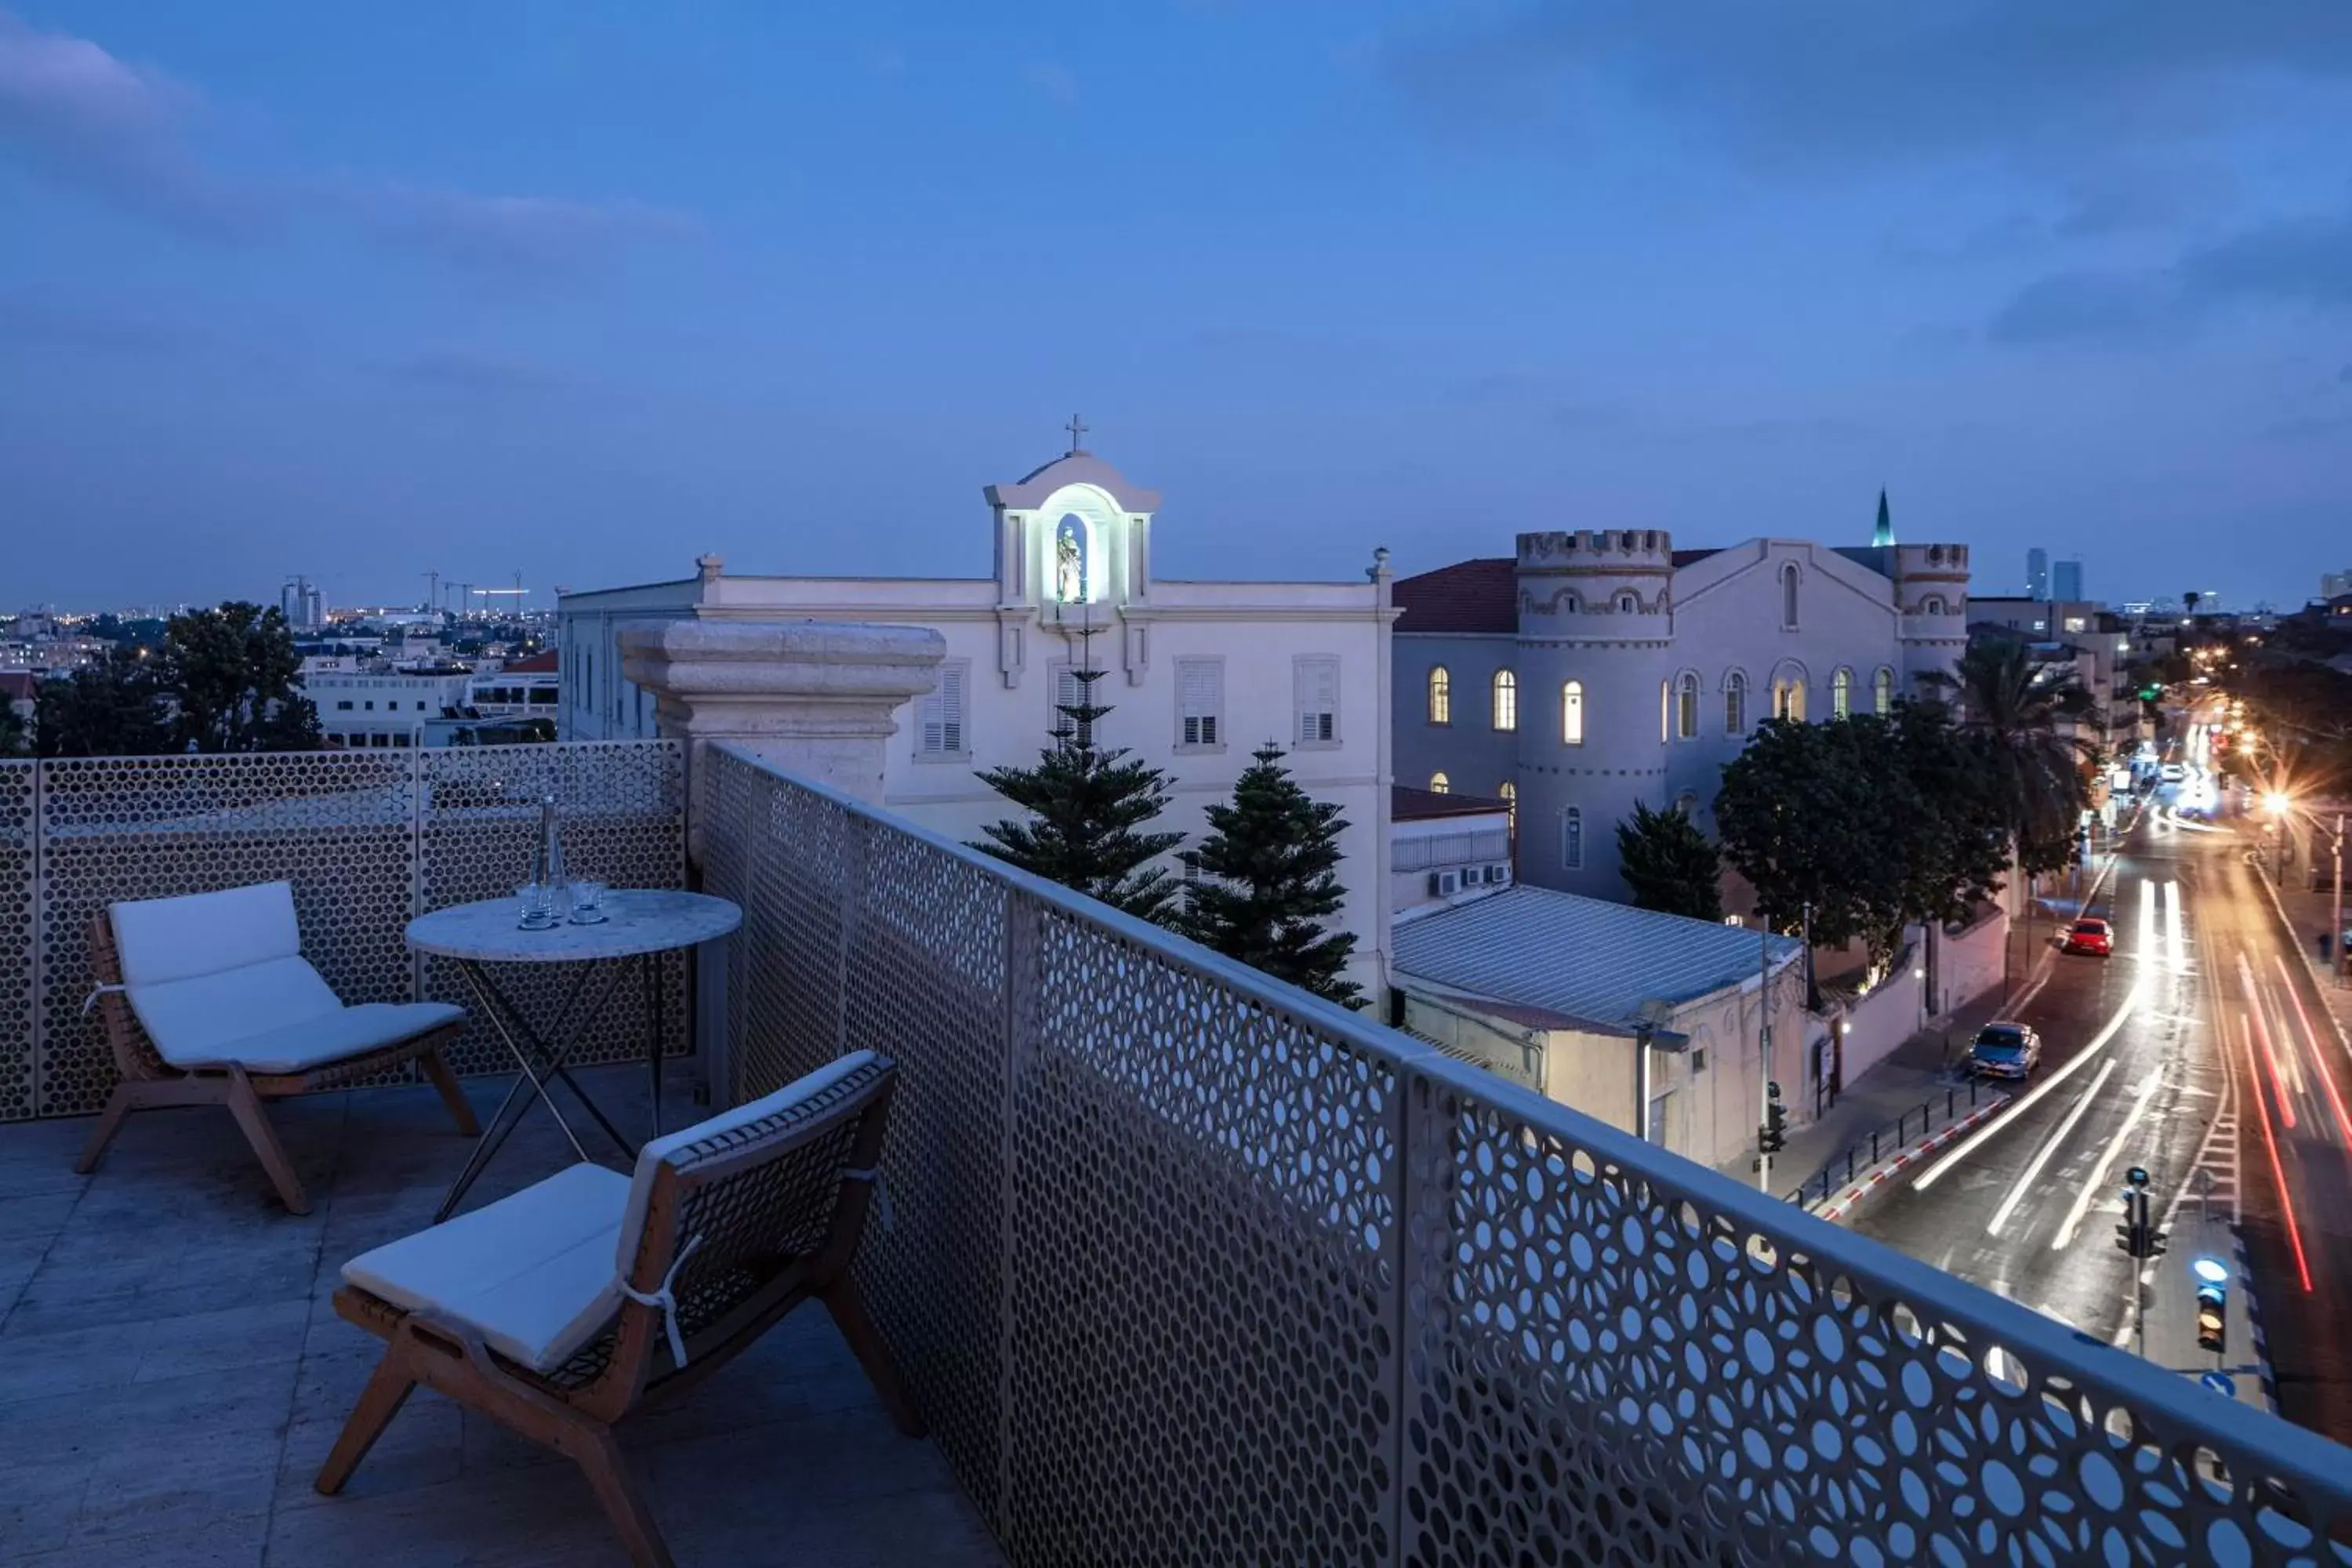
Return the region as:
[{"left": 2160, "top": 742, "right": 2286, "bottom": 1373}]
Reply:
[
  {"left": 1048, "top": 663, "right": 1102, "bottom": 746},
  {"left": 1177, "top": 658, "right": 1223, "bottom": 748},
  {"left": 1560, "top": 808, "right": 1584, "bottom": 869},
  {"left": 920, "top": 659, "right": 970, "bottom": 756},
  {"left": 336, "top": 700, "right": 353, "bottom": 711},
  {"left": 364, "top": 700, "right": 375, "bottom": 711},
  {"left": 1294, "top": 656, "right": 1339, "bottom": 745}
]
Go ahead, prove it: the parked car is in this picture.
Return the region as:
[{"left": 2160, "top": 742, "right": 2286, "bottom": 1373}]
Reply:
[
  {"left": 2159, "top": 762, "right": 2187, "bottom": 783},
  {"left": 1968, "top": 1021, "right": 2043, "bottom": 1080},
  {"left": 2063, "top": 917, "right": 2114, "bottom": 956}
]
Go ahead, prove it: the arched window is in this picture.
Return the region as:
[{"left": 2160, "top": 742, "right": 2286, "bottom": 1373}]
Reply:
[
  {"left": 1831, "top": 667, "right": 1853, "bottom": 719},
  {"left": 1617, "top": 591, "right": 1639, "bottom": 615},
  {"left": 1922, "top": 595, "right": 1946, "bottom": 616},
  {"left": 1560, "top": 807, "right": 1584, "bottom": 869},
  {"left": 1428, "top": 665, "right": 1451, "bottom": 725},
  {"left": 1497, "top": 780, "right": 1517, "bottom": 826},
  {"left": 1429, "top": 771, "right": 1450, "bottom": 793},
  {"left": 1660, "top": 680, "right": 1671, "bottom": 743},
  {"left": 1873, "top": 666, "right": 1893, "bottom": 715},
  {"left": 1491, "top": 669, "right": 1518, "bottom": 731},
  {"left": 1676, "top": 672, "right": 1700, "bottom": 739},
  {"left": 1773, "top": 673, "right": 1806, "bottom": 721},
  {"left": 1674, "top": 790, "right": 1700, "bottom": 818},
  {"left": 1724, "top": 671, "right": 1747, "bottom": 735},
  {"left": 1781, "top": 562, "right": 1801, "bottom": 629},
  {"left": 1561, "top": 680, "right": 1584, "bottom": 746}
]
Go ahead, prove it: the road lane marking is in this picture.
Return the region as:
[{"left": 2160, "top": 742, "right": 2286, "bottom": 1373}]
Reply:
[
  {"left": 1989, "top": 1058, "right": 2117, "bottom": 1236},
  {"left": 2051, "top": 1069, "right": 2166, "bottom": 1250},
  {"left": 1912, "top": 880, "right": 2159, "bottom": 1194}
]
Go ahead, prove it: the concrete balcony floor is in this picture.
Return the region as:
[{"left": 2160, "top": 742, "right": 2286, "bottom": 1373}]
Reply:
[{"left": 0, "top": 1064, "right": 1001, "bottom": 1568}]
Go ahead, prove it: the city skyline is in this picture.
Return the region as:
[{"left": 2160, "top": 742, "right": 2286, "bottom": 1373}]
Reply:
[{"left": 4, "top": 3, "right": 2349, "bottom": 610}]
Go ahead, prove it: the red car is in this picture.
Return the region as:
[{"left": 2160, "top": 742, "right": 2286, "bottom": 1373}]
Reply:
[{"left": 2063, "top": 917, "right": 2113, "bottom": 956}]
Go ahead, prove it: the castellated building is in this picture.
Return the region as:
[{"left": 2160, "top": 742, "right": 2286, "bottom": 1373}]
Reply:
[{"left": 1391, "top": 526, "right": 1970, "bottom": 905}]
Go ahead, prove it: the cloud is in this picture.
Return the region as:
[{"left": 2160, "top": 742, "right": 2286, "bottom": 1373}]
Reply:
[
  {"left": 376, "top": 348, "right": 557, "bottom": 394},
  {"left": 0, "top": 294, "right": 205, "bottom": 355},
  {"left": 0, "top": 11, "right": 249, "bottom": 229},
  {"left": 1024, "top": 60, "right": 1079, "bottom": 107},
  {"left": 1988, "top": 205, "right": 2352, "bottom": 346},
  {"left": 1986, "top": 270, "right": 2182, "bottom": 347},
  {"left": 359, "top": 185, "right": 700, "bottom": 277},
  {"left": 0, "top": 14, "right": 697, "bottom": 273},
  {"left": 1385, "top": 3, "right": 2352, "bottom": 177}
]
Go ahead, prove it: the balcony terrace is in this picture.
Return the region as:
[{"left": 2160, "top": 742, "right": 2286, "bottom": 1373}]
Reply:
[{"left": 2, "top": 618, "right": 2349, "bottom": 1566}]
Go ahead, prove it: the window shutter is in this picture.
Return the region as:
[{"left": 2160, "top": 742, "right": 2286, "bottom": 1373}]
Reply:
[{"left": 921, "top": 661, "right": 968, "bottom": 753}]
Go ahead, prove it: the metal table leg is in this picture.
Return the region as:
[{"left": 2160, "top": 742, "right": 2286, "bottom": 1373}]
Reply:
[{"left": 434, "top": 956, "right": 638, "bottom": 1223}]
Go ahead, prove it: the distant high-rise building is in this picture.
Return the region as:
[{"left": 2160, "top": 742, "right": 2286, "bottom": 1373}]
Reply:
[
  {"left": 280, "top": 575, "right": 325, "bottom": 633},
  {"left": 2027, "top": 548, "right": 2050, "bottom": 601},
  {"left": 2051, "top": 558, "right": 2084, "bottom": 603}
]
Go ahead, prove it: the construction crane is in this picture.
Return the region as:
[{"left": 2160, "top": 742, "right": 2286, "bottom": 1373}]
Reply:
[{"left": 423, "top": 571, "right": 441, "bottom": 615}]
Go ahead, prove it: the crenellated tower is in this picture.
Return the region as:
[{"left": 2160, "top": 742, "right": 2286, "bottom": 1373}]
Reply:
[{"left": 1893, "top": 542, "right": 1969, "bottom": 687}]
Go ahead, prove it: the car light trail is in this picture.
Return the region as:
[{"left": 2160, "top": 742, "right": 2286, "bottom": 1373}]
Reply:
[
  {"left": 2241, "top": 953, "right": 2298, "bottom": 1131},
  {"left": 2245, "top": 1025, "right": 2315, "bottom": 1293},
  {"left": 2051, "top": 1069, "right": 2165, "bottom": 1250},
  {"left": 1987, "top": 1056, "right": 2115, "bottom": 1236},
  {"left": 1912, "top": 881, "right": 2158, "bottom": 1194},
  {"left": 2273, "top": 953, "right": 2352, "bottom": 1148}
]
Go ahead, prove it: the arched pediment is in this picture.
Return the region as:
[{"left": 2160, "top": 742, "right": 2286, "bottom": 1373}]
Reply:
[{"left": 984, "top": 452, "right": 1161, "bottom": 516}]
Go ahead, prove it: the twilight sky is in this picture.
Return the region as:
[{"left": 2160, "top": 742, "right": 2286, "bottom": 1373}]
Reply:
[{"left": 3, "top": 2, "right": 2348, "bottom": 614}]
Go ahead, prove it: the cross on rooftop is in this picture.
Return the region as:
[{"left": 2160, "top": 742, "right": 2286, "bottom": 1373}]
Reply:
[{"left": 1065, "top": 414, "right": 1088, "bottom": 455}]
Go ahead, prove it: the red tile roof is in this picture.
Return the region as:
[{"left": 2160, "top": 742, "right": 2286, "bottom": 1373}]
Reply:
[
  {"left": 1393, "top": 558, "right": 1515, "bottom": 634},
  {"left": 503, "top": 649, "right": 560, "bottom": 673}
]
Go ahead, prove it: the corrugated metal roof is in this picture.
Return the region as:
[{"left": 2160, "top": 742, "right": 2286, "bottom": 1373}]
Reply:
[
  {"left": 1393, "top": 884, "right": 1803, "bottom": 1027},
  {"left": 1392, "top": 784, "right": 1511, "bottom": 822}
]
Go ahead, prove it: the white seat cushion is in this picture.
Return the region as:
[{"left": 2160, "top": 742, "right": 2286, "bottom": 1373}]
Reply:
[
  {"left": 615, "top": 1051, "right": 879, "bottom": 1276},
  {"left": 110, "top": 881, "right": 459, "bottom": 1072},
  {"left": 191, "top": 1000, "right": 466, "bottom": 1074},
  {"left": 343, "top": 1163, "right": 630, "bottom": 1373}
]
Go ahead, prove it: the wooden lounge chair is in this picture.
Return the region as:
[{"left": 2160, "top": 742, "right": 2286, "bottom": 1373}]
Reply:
[
  {"left": 78, "top": 880, "right": 477, "bottom": 1214},
  {"left": 314, "top": 1050, "right": 920, "bottom": 1568}
]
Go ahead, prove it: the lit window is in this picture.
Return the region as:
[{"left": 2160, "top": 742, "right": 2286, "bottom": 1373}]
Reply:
[
  {"left": 1773, "top": 674, "right": 1806, "bottom": 721},
  {"left": 1661, "top": 680, "right": 1670, "bottom": 743},
  {"left": 1428, "top": 665, "right": 1452, "bottom": 725},
  {"left": 1560, "top": 807, "right": 1584, "bottom": 869},
  {"left": 1492, "top": 670, "right": 1517, "bottom": 731},
  {"left": 1294, "top": 656, "right": 1339, "bottom": 745},
  {"left": 1873, "top": 667, "right": 1893, "bottom": 715},
  {"left": 1676, "top": 672, "right": 1700, "bottom": 739},
  {"left": 1178, "top": 659, "right": 1222, "bottom": 747},
  {"left": 1430, "top": 771, "right": 1450, "bottom": 793},
  {"left": 1562, "top": 680, "right": 1584, "bottom": 746},
  {"left": 920, "top": 659, "right": 970, "bottom": 755},
  {"left": 1781, "top": 563, "right": 1800, "bottom": 629},
  {"left": 2064, "top": 616, "right": 2087, "bottom": 633},
  {"left": 1497, "top": 780, "right": 1516, "bottom": 826},
  {"left": 1831, "top": 668, "right": 1853, "bottom": 719},
  {"left": 1724, "top": 672, "right": 1746, "bottom": 735}
]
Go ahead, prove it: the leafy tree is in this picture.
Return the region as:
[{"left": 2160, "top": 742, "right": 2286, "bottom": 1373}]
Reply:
[
  {"left": 973, "top": 636, "right": 1185, "bottom": 923},
  {"left": 1715, "top": 714, "right": 1901, "bottom": 953},
  {"left": 33, "top": 646, "right": 171, "bottom": 757},
  {"left": 1182, "top": 742, "right": 1363, "bottom": 1007},
  {"left": 0, "top": 688, "right": 28, "bottom": 757},
  {"left": 1918, "top": 634, "right": 2095, "bottom": 879},
  {"left": 1616, "top": 801, "right": 1723, "bottom": 921},
  {"left": 160, "top": 601, "right": 321, "bottom": 753},
  {"left": 1883, "top": 699, "right": 2009, "bottom": 927}
]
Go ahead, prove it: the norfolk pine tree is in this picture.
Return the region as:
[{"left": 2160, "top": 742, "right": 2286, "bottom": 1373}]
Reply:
[{"left": 1183, "top": 742, "right": 1363, "bottom": 1007}]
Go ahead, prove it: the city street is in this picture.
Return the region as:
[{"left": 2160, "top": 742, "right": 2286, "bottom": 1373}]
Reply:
[{"left": 1849, "top": 759, "right": 2352, "bottom": 1443}]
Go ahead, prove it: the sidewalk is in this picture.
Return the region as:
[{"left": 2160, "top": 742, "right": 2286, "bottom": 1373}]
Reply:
[
  {"left": 1715, "top": 985, "right": 2016, "bottom": 1200},
  {"left": 2131, "top": 1191, "right": 2271, "bottom": 1417},
  {"left": 2267, "top": 864, "right": 2351, "bottom": 1044}
]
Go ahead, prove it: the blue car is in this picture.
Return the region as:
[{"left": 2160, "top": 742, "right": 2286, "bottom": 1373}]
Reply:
[{"left": 1968, "top": 1021, "right": 2042, "bottom": 1080}]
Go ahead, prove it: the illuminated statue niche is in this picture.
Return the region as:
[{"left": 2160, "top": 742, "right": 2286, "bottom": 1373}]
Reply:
[{"left": 1054, "top": 514, "right": 1090, "bottom": 604}]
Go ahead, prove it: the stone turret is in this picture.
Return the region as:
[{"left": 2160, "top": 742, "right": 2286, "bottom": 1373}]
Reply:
[
  {"left": 1517, "top": 529, "right": 1675, "bottom": 640},
  {"left": 1893, "top": 543, "right": 1969, "bottom": 684}
]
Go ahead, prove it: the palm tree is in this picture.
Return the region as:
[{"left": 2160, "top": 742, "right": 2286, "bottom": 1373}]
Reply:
[{"left": 1920, "top": 636, "right": 2097, "bottom": 880}]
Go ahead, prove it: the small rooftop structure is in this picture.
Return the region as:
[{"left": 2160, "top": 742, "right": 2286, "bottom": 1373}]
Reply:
[
  {"left": 1391, "top": 783, "right": 1509, "bottom": 822},
  {"left": 1395, "top": 884, "right": 1802, "bottom": 1029}
]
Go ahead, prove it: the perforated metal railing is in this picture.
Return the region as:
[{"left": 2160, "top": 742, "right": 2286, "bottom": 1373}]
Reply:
[
  {"left": 700, "top": 742, "right": 2352, "bottom": 1567},
  {"left": 0, "top": 742, "right": 684, "bottom": 1120}
]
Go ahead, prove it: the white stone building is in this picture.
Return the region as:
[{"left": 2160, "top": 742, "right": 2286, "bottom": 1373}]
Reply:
[
  {"left": 560, "top": 445, "right": 1399, "bottom": 998},
  {"left": 1392, "top": 528, "right": 1970, "bottom": 904}
]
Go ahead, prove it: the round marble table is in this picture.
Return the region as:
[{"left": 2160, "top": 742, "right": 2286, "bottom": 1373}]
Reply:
[{"left": 408, "top": 889, "right": 742, "bottom": 1221}]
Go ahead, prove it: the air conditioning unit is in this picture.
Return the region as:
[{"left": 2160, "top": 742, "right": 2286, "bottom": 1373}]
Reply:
[
  {"left": 1428, "top": 869, "right": 1461, "bottom": 898},
  {"left": 1485, "top": 864, "right": 1511, "bottom": 886}
]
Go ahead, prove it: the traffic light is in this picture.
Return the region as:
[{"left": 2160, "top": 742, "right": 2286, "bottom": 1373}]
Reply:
[
  {"left": 2192, "top": 1279, "right": 2230, "bottom": 1363},
  {"left": 1760, "top": 1082, "right": 1787, "bottom": 1155},
  {"left": 2114, "top": 1167, "right": 2163, "bottom": 1260}
]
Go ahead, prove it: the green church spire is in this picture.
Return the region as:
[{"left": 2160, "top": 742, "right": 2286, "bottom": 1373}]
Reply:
[{"left": 1872, "top": 488, "right": 1894, "bottom": 547}]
